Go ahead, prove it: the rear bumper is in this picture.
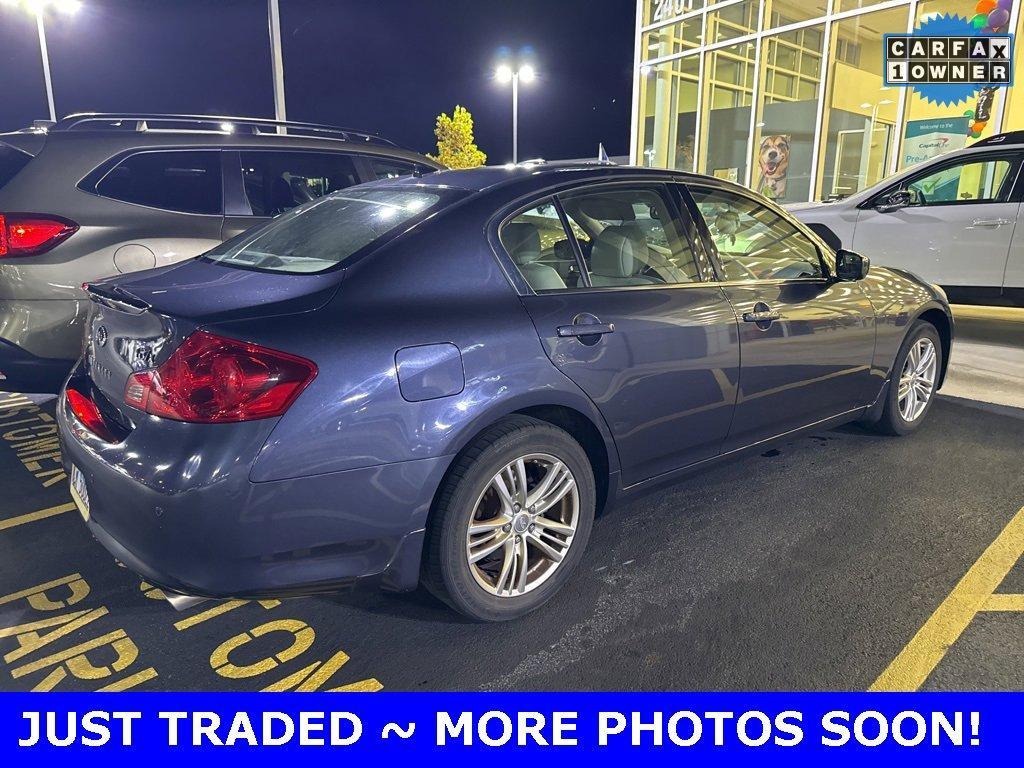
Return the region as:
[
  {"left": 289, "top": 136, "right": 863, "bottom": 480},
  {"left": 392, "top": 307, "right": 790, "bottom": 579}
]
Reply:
[
  {"left": 56, "top": 389, "right": 453, "bottom": 597},
  {"left": 0, "top": 338, "right": 74, "bottom": 394}
]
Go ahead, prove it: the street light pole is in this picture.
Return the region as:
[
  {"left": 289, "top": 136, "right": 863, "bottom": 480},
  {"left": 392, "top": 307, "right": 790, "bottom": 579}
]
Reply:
[
  {"left": 267, "top": 0, "right": 287, "bottom": 134},
  {"left": 496, "top": 63, "right": 534, "bottom": 164},
  {"left": 511, "top": 71, "right": 518, "bottom": 164},
  {"left": 34, "top": 8, "right": 57, "bottom": 122}
]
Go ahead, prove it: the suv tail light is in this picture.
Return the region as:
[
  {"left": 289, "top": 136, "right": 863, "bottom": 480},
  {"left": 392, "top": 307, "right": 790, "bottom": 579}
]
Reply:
[
  {"left": 123, "top": 330, "right": 317, "bottom": 423},
  {"left": 0, "top": 213, "right": 78, "bottom": 258}
]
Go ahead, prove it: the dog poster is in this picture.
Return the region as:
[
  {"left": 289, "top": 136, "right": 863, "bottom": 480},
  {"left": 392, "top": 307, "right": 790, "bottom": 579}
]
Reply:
[{"left": 757, "top": 134, "right": 790, "bottom": 201}]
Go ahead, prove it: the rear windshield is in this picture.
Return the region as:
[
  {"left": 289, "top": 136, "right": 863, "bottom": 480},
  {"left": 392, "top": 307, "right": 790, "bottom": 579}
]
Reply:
[
  {"left": 0, "top": 145, "right": 32, "bottom": 191},
  {"left": 204, "top": 187, "right": 450, "bottom": 273}
]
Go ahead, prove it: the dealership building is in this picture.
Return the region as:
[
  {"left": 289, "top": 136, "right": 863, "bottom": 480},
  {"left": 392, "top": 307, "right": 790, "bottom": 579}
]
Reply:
[{"left": 630, "top": 0, "right": 1023, "bottom": 203}]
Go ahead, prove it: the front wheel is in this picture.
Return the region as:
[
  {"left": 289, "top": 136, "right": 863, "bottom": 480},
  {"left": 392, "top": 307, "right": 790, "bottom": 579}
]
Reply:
[
  {"left": 422, "top": 416, "right": 596, "bottom": 622},
  {"left": 870, "top": 320, "right": 943, "bottom": 435}
]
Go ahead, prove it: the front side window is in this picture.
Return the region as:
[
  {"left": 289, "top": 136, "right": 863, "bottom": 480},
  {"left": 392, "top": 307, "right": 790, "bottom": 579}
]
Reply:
[
  {"left": 499, "top": 198, "right": 583, "bottom": 292},
  {"left": 95, "top": 151, "right": 221, "bottom": 214},
  {"left": 240, "top": 151, "right": 360, "bottom": 217},
  {"left": 559, "top": 186, "right": 700, "bottom": 287},
  {"left": 903, "top": 158, "right": 1017, "bottom": 206},
  {"left": 689, "top": 186, "right": 823, "bottom": 281},
  {"left": 204, "top": 188, "right": 446, "bottom": 274}
]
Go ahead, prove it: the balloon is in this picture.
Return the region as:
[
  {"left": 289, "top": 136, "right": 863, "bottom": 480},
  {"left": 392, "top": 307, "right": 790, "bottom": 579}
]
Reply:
[
  {"left": 975, "top": 121, "right": 988, "bottom": 130},
  {"left": 971, "top": 12, "right": 989, "bottom": 28},
  {"left": 964, "top": 110, "right": 975, "bottom": 118},
  {"left": 970, "top": 131, "right": 982, "bottom": 139},
  {"left": 987, "top": 8, "right": 1010, "bottom": 27},
  {"left": 997, "top": 0, "right": 1012, "bottom": 10},
  {"left": 976, "top": 0, "right": 996, "bottom": 13}
]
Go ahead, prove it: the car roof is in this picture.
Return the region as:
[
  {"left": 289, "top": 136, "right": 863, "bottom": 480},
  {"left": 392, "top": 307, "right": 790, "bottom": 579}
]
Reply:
[
  {"left": 391, "top": 161, "right": 706, "bottom": 193},
  {"left": 5, "top": 113, "right": 442, "bottom": 168}
]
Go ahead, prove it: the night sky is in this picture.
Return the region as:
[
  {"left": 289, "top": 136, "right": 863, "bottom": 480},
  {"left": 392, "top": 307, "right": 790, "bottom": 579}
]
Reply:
[{"left": 0, "top": 0, "right": 636, "bottom": 161}]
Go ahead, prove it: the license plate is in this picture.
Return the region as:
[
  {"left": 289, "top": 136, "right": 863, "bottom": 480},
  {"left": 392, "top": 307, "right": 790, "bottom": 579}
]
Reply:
[{"left": 70, "top": 464, "right": 91, "bottom": 521}]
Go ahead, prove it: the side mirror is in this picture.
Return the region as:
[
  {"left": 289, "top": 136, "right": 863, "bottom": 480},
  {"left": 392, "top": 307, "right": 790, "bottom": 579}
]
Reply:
[
  {"left": 834, "top": 248, "right": 870, "bottom": 282},
  {"left": 875, "top": 189, "right": 916, "bottom": 213}
]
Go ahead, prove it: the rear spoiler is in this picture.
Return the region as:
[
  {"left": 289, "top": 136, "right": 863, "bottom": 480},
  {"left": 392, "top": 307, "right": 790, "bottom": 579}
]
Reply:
[
  {"left": 0, "top": 131, "right": 47, "bottom": 157},
  {"left": 83, "top": 282, "right": 150, "bottom": 315}
]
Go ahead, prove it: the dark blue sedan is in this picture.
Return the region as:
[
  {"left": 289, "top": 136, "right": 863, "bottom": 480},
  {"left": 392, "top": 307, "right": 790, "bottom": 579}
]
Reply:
[{"left": 56, "top": 163, "right": 953, "bottom": 621}]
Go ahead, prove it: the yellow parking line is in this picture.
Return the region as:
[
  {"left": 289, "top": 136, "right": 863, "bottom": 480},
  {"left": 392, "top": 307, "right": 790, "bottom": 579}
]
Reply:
[
  {"left": 981, "top": 593, "right": 1024, "bottom": 611},
  {"left": 870, "top": 504, "right": 1024, "bottom": 692},
  {"left": 0, "top": 502, "right": 76, "bottom": 532}
]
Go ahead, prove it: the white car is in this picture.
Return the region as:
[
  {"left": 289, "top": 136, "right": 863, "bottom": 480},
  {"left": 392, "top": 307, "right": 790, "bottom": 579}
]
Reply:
[{"left": 790, "top": 131, "right": 1024, "bottom": 306}]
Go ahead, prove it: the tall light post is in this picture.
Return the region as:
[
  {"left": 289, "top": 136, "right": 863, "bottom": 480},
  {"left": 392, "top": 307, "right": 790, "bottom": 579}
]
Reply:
[
  {"left": 3, "top": 0, "right": 82, "bottom": 122},
  {"left": 495, "top": 63, "right": 535, "bottom": 164}
]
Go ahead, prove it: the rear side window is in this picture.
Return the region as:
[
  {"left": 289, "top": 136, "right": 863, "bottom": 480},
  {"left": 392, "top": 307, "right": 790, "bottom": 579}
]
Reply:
[
  {"left": 560, "top": 186, "right": 701, "bottom": 287},
  {"left": 95, "top": 151, "right": 221, "bottom": 214},
  {"left": 500, "top": 198, "right": 583, "bottom": 291},
  {"left": 0, "top": 145, "right": 32, "bottom": 191},
  {"left": 204, "top": 187, "right": 447, "bottom": 274},
  {"left": 367, "top": 157, "right": 426, "bottom": 180},
  {"left": 240, "top": 150, "right": 361, "bottom": 216}
]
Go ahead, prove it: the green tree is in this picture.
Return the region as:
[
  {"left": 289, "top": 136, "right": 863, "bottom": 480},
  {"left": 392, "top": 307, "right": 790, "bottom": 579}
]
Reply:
[{"left": 428, "top": 105, "right": 486, "bottom": 169}]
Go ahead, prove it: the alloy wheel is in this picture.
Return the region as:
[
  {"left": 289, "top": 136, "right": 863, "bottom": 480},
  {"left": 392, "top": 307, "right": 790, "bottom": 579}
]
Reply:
[
  {"left": 898, "top": 337, "right": 938, "bottom": 422},
  {"left": 465, "top": 453, "right": 579, "bottom": 597}
]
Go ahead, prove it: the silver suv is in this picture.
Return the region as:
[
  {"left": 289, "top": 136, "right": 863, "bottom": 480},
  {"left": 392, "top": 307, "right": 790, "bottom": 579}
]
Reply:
[{"left": 0, "top": 113, "right": 441, "bottom": 392}]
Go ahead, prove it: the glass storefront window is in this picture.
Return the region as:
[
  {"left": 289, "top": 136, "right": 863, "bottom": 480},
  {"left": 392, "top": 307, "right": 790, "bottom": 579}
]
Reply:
[
  {"left": 642, "top": 14, "right": 703, "bottom": 56},
  {"left": 751, "top": 24, "right": 826, "bottom": 203},
  {"left": 642, "top": 0, "right": 705, "bottom": 27},
  {"left": 834, "top": 0, "right": 892, "bottom": 12},
  {"left": 699, "top": 42, "right": 756, "bottom": 183},
  {"left": 766, "top": 0, "right": 829, "bottom": 28},
  {"left": 706, "top": 0, "right": 760, "bottom": 45},
  {"left": 633, "top": 0, "right": 1020, "bottom": 202},
  {"left": 637, "top": 55, "right": 700, "bottom": 170},
  {"left": 899, "top": 0, "right": 1005, "bottom": 168},
  {"left": 816, "top": 5, "right": 909, "bottom": 200}
]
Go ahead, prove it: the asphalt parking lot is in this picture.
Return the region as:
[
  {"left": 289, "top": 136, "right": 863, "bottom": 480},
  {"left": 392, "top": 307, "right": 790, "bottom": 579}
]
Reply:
[{"left": 1, "top": 311, "right": 1023, "bottom": 692}]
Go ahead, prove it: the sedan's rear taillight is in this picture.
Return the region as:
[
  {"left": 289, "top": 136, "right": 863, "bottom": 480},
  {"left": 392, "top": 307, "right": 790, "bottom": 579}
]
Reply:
[
  {"left": 123, "top": 330, "right": 317, "bottom": 423},
  {"left": 0, "top": 213, "right": 78, "bottom": 258},
  {"left": 66, "top": 388, "right": 118, "bottom": 442}
]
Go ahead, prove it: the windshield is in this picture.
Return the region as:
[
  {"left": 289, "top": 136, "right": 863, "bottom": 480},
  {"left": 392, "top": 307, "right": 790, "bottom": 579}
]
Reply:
[{"left": 204, "top": 187, "right": 449, "bottom": 273}]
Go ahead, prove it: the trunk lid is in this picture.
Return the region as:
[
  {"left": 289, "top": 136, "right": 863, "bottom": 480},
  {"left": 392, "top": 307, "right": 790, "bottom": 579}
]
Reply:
[{"left": 81, "top": 257, "right": 341, "bottom": 423}]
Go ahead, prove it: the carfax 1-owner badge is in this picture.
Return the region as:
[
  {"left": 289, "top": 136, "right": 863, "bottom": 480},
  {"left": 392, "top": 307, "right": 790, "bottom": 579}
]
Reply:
[{"left": 884, "top": 11, "right": 1014, "bottom": 107}]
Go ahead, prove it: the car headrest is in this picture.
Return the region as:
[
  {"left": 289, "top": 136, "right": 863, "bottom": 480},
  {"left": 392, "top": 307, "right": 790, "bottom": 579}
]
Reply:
[
  {"left": 573, "top": 195, "right": 636, "bottom": 222},
  {"left": 503, "top": 222, "right": 542, "bottom": 264},
  {"left": 591, "top": 225, "right": 646, "bottom": 277},
  {"left": 270, "top": 176, "right": 295, "bottom": 213}
]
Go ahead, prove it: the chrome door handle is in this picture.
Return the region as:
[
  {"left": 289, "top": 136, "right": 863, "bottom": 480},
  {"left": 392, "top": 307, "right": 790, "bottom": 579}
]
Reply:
[
  {"left": 972, "top": 218, "right": 1011, "bottom": 228},
  {"left": 742, "top": 309, "right": 781, "bottom": 323},
  {"left": 557, "top": 322, "right": 615, "bottom": 337}
]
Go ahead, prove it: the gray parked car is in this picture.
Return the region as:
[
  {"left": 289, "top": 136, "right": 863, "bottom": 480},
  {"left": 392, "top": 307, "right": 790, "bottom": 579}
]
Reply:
[{"left": 0, "top": 113, "right": 441, "bottom": 393}]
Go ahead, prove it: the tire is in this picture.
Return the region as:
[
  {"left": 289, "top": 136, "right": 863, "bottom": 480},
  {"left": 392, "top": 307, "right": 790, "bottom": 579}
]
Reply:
[
  {"left": 422, "top": 415, "right": 596, "bottom": 622},
  {"left": 868, "top": 320, "right": 943, "bottom": 436}
]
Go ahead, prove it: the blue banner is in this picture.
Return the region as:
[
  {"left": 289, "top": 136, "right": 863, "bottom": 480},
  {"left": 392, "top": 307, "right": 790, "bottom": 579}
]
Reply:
[{"left": 1, "top": 693, "right": 1020, "bottom": 765}]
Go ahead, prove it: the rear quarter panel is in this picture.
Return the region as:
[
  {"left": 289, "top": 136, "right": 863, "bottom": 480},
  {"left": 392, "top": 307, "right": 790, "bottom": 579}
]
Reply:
[{"left": 241, "top": 198, "right": 619, "bottom": 484}]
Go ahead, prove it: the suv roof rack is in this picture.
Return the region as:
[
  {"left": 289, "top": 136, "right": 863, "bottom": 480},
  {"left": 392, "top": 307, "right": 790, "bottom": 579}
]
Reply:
[
  {"left": 50, "top": 113, "right": 399, "bottom": 147},
  {"left": 972, "top": 131, "right": 1024, "bottom": 148}
]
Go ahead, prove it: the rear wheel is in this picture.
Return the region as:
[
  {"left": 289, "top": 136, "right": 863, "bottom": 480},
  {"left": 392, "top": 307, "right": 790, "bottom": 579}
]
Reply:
[
  {"left": 423, "top": 416, "right": 595, "bottom": 621},
  {"left": 869, "top": 320, "right": 942, "bottom": 435}
]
